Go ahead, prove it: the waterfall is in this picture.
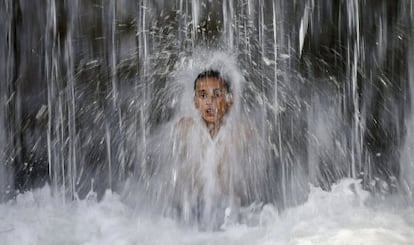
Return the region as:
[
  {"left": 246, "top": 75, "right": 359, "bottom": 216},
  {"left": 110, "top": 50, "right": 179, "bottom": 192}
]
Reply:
[{"left": 0, "top": 0, "right": 413, "bottom": 224}]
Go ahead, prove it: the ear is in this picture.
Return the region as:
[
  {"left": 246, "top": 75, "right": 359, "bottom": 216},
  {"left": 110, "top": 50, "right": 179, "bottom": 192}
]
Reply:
[
  {"left": 225, "top": 93, "right": 233, "bottom": 109},
  {"left": 194, "top": 95, "right": 199, "bottom": 108}
]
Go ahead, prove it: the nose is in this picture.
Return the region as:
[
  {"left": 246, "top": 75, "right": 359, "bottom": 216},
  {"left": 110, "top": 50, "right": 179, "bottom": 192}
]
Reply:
[{"left": 206, "top": 95, "right": 214, "bottom": 104}]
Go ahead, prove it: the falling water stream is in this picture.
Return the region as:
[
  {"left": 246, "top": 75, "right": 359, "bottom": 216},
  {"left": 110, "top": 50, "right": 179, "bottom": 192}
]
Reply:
[{"left": 1, "top": 0, "right": 414, "bottom": 244}]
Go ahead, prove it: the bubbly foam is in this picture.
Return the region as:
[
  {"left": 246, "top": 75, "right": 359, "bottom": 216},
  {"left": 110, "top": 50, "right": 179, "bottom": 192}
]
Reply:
[{"left": 1, "top": 179, "right": 412, "bottom": 245}]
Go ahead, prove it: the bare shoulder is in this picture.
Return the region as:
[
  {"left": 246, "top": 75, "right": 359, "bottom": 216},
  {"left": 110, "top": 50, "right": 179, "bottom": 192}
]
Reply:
[
  {"left": 174, "top": 117, "right": 196, "bottom": 140},
  {"left": 176, "top": 117, "right": 195, "bottom": 129}
]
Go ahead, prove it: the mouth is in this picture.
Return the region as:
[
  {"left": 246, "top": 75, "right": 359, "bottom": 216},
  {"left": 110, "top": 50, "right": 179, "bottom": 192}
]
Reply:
[{"left": 205, "top": 108, "right": 217, "bottom": 117}]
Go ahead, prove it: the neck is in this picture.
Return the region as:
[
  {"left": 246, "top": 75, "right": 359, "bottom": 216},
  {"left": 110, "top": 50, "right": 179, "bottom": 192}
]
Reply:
[{"left": 205, "top": 120, "right": 221, "bottom": 138}]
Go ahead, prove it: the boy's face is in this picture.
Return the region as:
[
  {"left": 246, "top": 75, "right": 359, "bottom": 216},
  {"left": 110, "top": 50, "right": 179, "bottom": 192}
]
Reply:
[{"left": 194, "top": 77, "right": 232, "bottom": 125}]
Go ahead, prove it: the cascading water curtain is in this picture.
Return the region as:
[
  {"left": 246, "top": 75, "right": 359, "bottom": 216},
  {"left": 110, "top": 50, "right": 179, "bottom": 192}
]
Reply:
[
  {"left": 401, "top": 0, "right": 414, "bottom": 201},
  {"left": 0, "top": 0, "right": 14, "bottom": 202},
  {"left": 45, "top": 0, "right": 78, "bottom": 200},
  {"left": 1, "top": 0, "right": 413, "bottom": 208}
]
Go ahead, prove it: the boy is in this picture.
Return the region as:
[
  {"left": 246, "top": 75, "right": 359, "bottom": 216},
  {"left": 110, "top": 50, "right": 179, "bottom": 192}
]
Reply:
[
  {"left": 171, "top": 70, "right": 235, "bottom": 228},
  {"left": 156, "top": 69, "right": 269, "bottom": 229}
]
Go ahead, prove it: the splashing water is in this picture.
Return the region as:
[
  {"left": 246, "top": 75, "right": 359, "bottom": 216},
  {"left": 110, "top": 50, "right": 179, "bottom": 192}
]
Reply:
[
  {"left": 1, "top": 0, "right": 414, "bottom": 243},
  {"left": 125, "top": 50, "right": 278, "bottom": 230}
]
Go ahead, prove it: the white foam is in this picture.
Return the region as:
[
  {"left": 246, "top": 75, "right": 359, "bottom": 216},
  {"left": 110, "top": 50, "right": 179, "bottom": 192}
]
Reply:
[{"left": 1, "top": 179, "right": 413, "bottom": 245}]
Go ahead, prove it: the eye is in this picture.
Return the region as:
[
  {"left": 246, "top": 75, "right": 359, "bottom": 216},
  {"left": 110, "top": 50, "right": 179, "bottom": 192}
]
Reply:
[
  {"left": 199, "top": 91, "right": 207, "bottom": 99},
  {"left": 214, "top": 89, "right": 222, "bottom": 98}
]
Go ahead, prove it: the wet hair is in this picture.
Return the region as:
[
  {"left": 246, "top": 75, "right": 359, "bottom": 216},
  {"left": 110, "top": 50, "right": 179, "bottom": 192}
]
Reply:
[{"left": 194, "top": 70, "right": 231, "bottom": 93}]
